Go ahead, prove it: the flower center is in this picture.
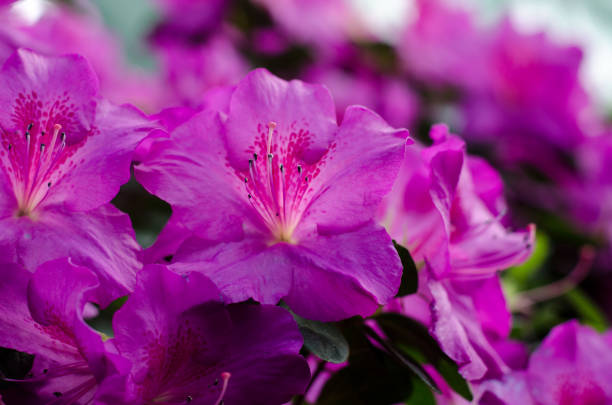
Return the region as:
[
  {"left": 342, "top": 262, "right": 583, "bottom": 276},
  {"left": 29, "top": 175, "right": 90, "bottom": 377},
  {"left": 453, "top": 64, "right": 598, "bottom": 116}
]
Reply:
[
  {"left": 242, "top": 122, "right": 316, "bottom": 244},
  {"left": 3, "top": 122, "right": 67, "bottom": 218}
]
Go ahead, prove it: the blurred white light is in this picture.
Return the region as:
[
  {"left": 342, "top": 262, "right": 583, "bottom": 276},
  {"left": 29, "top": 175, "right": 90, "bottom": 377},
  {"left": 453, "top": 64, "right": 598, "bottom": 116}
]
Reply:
[
  {"left": 11, "top": 0, "right": 47, "bottom": 24},
  {"left": 350, "top": 0, "right": 414, "bottom": 43}
]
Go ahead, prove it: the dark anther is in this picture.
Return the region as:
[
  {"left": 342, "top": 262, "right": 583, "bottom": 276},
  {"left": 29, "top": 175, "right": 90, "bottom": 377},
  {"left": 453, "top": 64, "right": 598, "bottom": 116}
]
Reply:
[
  {"left": 248, "top": 194, "right": 252, "bottom": 199},
  {"left": 244, "top": 177, "right": 248, "bottom": 183},
  {"left": 53, "top": 392, "right": 62, "bottom": 398},
  {"left": 43, "top": 369, "right": 48, "bottom": 374},
  {"left": 214, "top": 378, "right": 219, "bottom": 386},
  {"left": 7, "top": 144, "right": 11, "bottom": 151},
  {"left": 268, "top": 153, "right": 273, "bottom": 159},
  {"left": 40, "top": 143, "right": 45, "bottom": 152},
  {"left": 297, "top": 165, "right": 302, "bottom": 174},
  {"left": 47, "top": 182, "right": 52, "bottom": 188},
  {"left": 279, "top": 164, "right": 284, "bottom": 172},
  {"left": 61, "top": 133, "right": 66, "bottom": 142},
  {"left": 185, "top": 395, "right": 193, "bottom": 402},
  {"left": 253, "top": 153, "right": 258, "bottom": 160},
  {"left": 304, "top": 176, "right": 309, "bottom": 182},
  {"left": 27, "top": 123, "right": 33, "bottom": 131}
]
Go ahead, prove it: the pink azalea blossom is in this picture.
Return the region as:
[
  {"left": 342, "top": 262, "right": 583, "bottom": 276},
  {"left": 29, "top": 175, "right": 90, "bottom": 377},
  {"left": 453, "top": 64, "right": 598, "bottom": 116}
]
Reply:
[
  {"left": 381, "top": 124, "right": 534, "bottom": 380},
  {"left": 136, "top": 68, "right": 410, "bottom": 321},
  {"left": 461, "top": 21, "right": 594, "bottom": 179},
  {"left": 398, "top": 0, "right": 490, "bottom": 90},
  {"left": 0, "top": 259, "right": 127, "bottom": 404},
  {"left": 153, "top": 33, "right": 248, "bottom": 108},
  {"left": 0, "top": 49, "right": 154, "bottom": 303},
  {"left": 112, "top": 264, "right": 310, "bottom": 404},
  {"left": 479, "top": 320, "right": 612, "bottom": 404}
]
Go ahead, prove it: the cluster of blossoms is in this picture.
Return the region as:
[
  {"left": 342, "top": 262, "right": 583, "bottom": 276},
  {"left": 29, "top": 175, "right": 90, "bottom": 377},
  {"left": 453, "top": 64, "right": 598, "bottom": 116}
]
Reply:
[{"left": 1, "top": 0, "right": 612, "bottom": 404}]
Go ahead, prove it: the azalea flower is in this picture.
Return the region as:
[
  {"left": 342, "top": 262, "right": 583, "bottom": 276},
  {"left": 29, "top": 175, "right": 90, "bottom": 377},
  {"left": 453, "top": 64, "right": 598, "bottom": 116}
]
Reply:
[
  {"left": 460, "top": 20, "right": 594, "bottom": 179},
  {"left": 153, "top": 34, "right": 248, "bottom": 108},
  {"left": 136, "top": 68, "right": 409, "bottom": 321},
  {"left": 0, "top": 259, "right": 126, "bottom": 404},
  {"left": 381, "top": 124, "right": 534, "bottom": 380},
  {"left": 112, "top": 264, "right": 310, "bottom": 404},
  {"left": 479, "top": 320, "right": 612, "bottom": 404},
  {"left": 0, "top": 49, "right": 153, "bottom": 303},
  {"left": 398, "top": 0, "right": 490, "bottom": 91}
]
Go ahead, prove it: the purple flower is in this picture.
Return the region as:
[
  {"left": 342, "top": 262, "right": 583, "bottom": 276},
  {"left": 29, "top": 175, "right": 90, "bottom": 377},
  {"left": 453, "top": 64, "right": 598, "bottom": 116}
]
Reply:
[
  {"left": 112, "top": 264, "right": 310, "bottom": 404},
  {"left": 566, "top": 134, "right": 612, "bottom": 262},
  {"left": 136, "top": 68, "right": 409, "bottom": 321},
  {"left": 479, "top": 320, "right": 612, "bottom": 404},
  {"left": 380, "top": 125, "right": 534, "bottom": 380},
  {"left": 0, "top": 259, "right": 125, "bottom": 404},
  {"left": 398, "top": 0, "right": 490, "bottom": 90},
  {"left": 460, "top": 21, "right": 593, "bottom": 177},
  {"left": 0, "top": 49, "right": 153, "bottom": 303},
  {"left": 153, "top": 34, "right": 248, "bottom": 108},
  {"left": 381, "top": 124, "right": 534, "bottom": 280}
]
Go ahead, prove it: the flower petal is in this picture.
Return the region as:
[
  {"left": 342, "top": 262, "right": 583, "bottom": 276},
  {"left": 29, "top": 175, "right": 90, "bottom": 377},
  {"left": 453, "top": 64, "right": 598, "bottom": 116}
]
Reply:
[
  {"left": 222, "top": 304, "right": 310, "bottom": 404},
  {"left": 286, "top": 222, "right": 402, "bottom": 321},
  {"left": 171, "top": 236, "right": 293, "bottom": 305},
  {"left": 0, "top": 204, "right": 141, "bottom": 306},
  {"left": 297, "top": 105, "right": 409, "bottom": 236},
  {"left": 0, "top": 49, "right": 98, "bottom": 144},
  {"left": 41, "top": 101, "right": 155, "bottom": 211},
  {"left": 135, "top": 110, "right": 253, "bottom": 241},
  {"left": 225, "top": 68, "right": 337, "bottom": 168}
]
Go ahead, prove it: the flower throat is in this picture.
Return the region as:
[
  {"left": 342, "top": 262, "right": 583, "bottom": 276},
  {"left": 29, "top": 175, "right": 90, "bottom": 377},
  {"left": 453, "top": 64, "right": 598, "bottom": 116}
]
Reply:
[
  {"left": 242, "top": 122, "right": 320, "bottom": 244},
  {"left": 3, "top": 122, "right": 67, "bottom": 218}
]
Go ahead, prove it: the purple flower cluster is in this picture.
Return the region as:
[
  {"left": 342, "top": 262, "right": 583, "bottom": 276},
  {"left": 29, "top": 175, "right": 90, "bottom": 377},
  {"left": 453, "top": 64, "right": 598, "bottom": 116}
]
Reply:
[{"left": 1, "top": 0, "right": 611, "bottom": 404}]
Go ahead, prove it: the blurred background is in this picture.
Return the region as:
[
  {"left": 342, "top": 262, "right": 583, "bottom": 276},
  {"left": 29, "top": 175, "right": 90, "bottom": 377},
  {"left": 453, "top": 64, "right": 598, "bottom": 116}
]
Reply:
[{"left": 5, "top": 0, "right": 612, "bottom": 352}]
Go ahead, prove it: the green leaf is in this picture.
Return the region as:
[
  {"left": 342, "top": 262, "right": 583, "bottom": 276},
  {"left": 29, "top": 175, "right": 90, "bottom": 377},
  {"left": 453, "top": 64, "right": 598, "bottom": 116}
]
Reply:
[
  {"left": 393, "top": 241, "right": 418, "bottom": 297},
  {"left": 565, "top": 288, "right": 609, "bottom": 332},
  {"left": 363, "top": 325, "right": 440, "bottom": 394},
  {"left": 374, "top": 313, "right": 473, "bottom": 401},
  {"left": 290, "top": 311, "right": 349, "bottom": 364},
  {"left": 436, "top": 357, "right": 472, "bottom": 401},
  {"left": 316, "top": 359, "right": 413, "bottom": 405},
  {"left": 86, "top": 295, "right": 129, "bottom": 338},
  {"left": 404, "top": 376, "right": 436, "bottom": 405}
]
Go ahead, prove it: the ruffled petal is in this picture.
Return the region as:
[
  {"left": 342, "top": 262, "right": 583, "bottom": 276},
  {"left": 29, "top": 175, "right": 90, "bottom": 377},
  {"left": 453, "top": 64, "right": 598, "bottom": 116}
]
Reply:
[
  {"left": 296, "top": 106, "right": 409, "bottom": 235},
  {"left": 286, "top": 222, "right": 402, "bottom": 321},
  {"left": 0, "top": 204, "right": 141, "bottom": 306}
]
